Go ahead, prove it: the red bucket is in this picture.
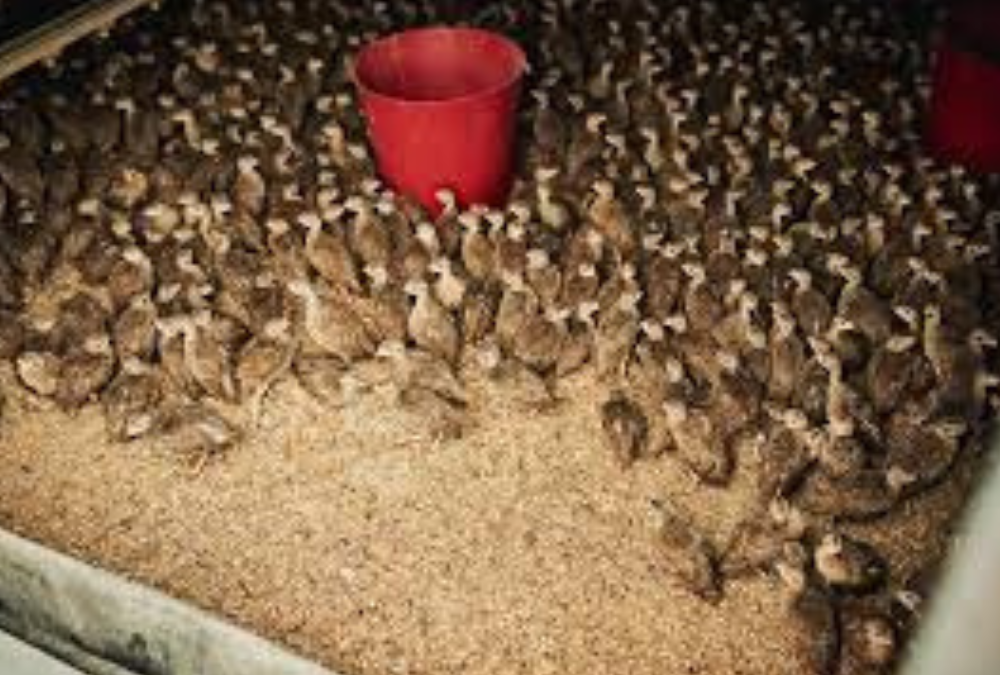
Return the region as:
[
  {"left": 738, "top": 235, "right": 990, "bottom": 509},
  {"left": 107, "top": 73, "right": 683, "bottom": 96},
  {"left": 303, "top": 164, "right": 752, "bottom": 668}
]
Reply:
[
  {"left": 354, "top": 27, "right": 527, "bottom": 215},
  {"left": 927, "top": 2, "right": 1000, "bottom": 172}
]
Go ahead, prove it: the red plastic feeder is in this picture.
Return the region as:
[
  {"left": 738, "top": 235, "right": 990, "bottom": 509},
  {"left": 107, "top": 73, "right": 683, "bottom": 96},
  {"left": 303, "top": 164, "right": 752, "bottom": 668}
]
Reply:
[
  {"left": 927, "top": 2, "right": 1000, "bottom": 172},
  {"left": 354, "top": 27, "right": 527, "bottom": 215}
]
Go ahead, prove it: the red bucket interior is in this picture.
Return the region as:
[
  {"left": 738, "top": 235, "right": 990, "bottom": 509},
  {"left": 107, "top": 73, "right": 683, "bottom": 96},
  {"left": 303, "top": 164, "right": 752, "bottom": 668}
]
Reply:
[{"left": 355, "top": 27, "right": 525, "bottom": 103}]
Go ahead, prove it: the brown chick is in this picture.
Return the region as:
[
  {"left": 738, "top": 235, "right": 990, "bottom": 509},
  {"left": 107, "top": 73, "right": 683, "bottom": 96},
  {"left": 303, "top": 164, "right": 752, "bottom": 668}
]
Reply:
[
  {"left": 757, "top": 415, "right": 816, "bottom": 502},
  {"left": 112, "top": 294, "right": 158, "bottom": 361},
  {"left": 8, "top": 216, "right": 59, "bottom": 286},
  {"left": 346, "top": 195, "right": 392, "bottom": 282},
  {"left": 397, "top": 221, "right": 434, "bottom": 283},
  {"left": 429, "top": 256, "right": 468, "bottom": 312},
  {"left": 531, "top": 90, "right": 568, "bottom": 164},
  {"left": 511, "top": 307, "right": 570, "bottom": 374},
  {"left": 788, "top": 582, "right": 841, "bottom": 675},
  {"left": 594, "top": 290, "right": 641, "bottom": 381},
  {"left": 586, "top": 178, "right": 636, "bottom": 261},
  {"left": 814, "top": 532, "right": 887, "bottom": 594},
  {"left": 348, "top": 282, "right": 410, "bottom": 351},
  {"left": 627, "top": 318, "right": 673, "bottom": 398},
  {"left": 795, "top": 467, "right": 898, "bottom": 522},
  {"left": 922, "top": 304, "right": 990, "bottom": 408},
  {"left": 3, "top": 104, "right": 45, "bottom": 156},
  {"left": 452, "top": 280, "right": 496, "bottom": 347},
  {"left": 88, "top": 102, "right": 121, "bottom": 153},
  {"left": 525, "top": 248, "right": 562, "bottom": 311},
  {"left": 292, "top": 354, "right": 353, "bottom": 406},
  {"left": 236, "top": 317, "right": 297, "bottom": 426},
  {"left": 155, "top": 402, "right": 242, "bottom": 461},
  {"left": 664, "top": 397, "right": 734, "bottom": 486},
  {"left": 811, "top": 338, "right": 857, "bottom": 440},
  {"left": 596, "top": 261, "right": 640, "bottom": 317},
  {"left": 712, "top": 362, "right": 764, "bottom": 440},
  {"left": 681, "top": 262, "right": 724, "bottom": 334},
  {"left": 884, "top": 416, "right": 965, "bottom": 499},
  {"left": 55, "top": 333, "right": 117, "bottom": 410},
  {"left": 559, "top": 261, "right": 601, "bottom": 323},
  {"left": 0, "top": 145, "right": 44, "bottom": 205},
  {"left": 535, "top": 168, "right": 573, "bottom": 232},
  {"left": 155, "top": 313, "right": 200, "bottom": 398},
  {"left": 650, "top": 499, "right": 723, "bottom": 603},
  {"left": 0, "top": 247, "right": 20, "bottom": 309},
  {"left": 377, "top": 341, "right": 466, "bottom": 408},
  {"left": 495, "top": 274, "right": 538, "bottom": 353},
  {"left": 494, "top": 216, "right": 529, "bottom": 285},
  {"left": 712, "top": 286, "right": 766, "bottom": 357},
  {"left": 232, "top": 155, "right": 266, "bottom": 215},
  {"left": 287, "top": 278, "right": 375, "bottom": 362},
  {"left": 788, "top": 268, "right": 833, "bottom": 338},
  {"left": 182, "top": 311, "right": 239, "bottom": 402},
  {"left": 769, "top": 301, "right": 807, "bottom": 403},
  {"left": 0, "top": 308, "right": 25, "bottom": 359},
  {"left": 865, "top": 335, "right": 925, "bottom": 415},
  {"left": 404, "top": 279, "right": 460, "bottom": 366},
  {"left": 829, "top": 256, "right": 892, "bottom": 344},
  {"left": 107, "top": 245, "right": 155, "bottom": 311},
  {"left": 555, "top": 320, "right": 593, "bottom": 378},
  {"left": 121, "top": 101, "right": 160, "bottom": 162},
  {"left": 567, "top": 112, "right": 607, "bottom": 181},
  {"left": 397, "top": 384, "right": 469, "bottom": 443},
  {"left": 299, "top": 209, "right": 362, "bottom": 292},
  {"left": 48, "top": 291, "right": 111, "bottom": 352},
  {"left": 264, "top": 216, "right": 306, "bottom": 282},
  {"left": 223, "top": 210, "right": 266, "bottom": 252},
  {"left": 15, "top": 349, "right": 61, "bottom": 398},
  {"left": 839, "top": 602, "right": 898, "bottom": 672},
  {"left": 459, "top": 210, "right": 496, "bottom": 283},
  {"left": 720, "top": 499, "right": 808, "bottom": 580},
  {"left": 432, "top": 188, "right": 464, "bottom": 256},
  {"left": 561, "top": 225, "right": 604, "bottom": 274},
  {"left": 806, "top": 426, "right": 869, "bottom": 483},
  {"left": 601, "top": 390, "right": 650, "bottom": 468},
  {"left": 642, "top": 243, "right": 684, "bottom": 322},
  {"left": 108, "top": 167, "right": 150, "bottom": 211},
  {"left": 43, "top": 144, "right": 80, "bottom": 206},
  {"left": 102, "top": 358, "right": 166, "bottom": 442}
]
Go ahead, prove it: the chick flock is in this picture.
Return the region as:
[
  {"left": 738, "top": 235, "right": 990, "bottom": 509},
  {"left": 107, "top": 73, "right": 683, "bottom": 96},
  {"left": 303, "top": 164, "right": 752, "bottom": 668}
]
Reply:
[{"left": 0, "top": 0, "right": 998, "bottom": 672}]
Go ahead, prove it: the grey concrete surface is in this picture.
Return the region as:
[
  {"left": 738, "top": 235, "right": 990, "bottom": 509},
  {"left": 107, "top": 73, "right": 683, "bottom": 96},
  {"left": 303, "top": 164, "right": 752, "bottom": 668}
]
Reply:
[
  {"left": 0, "top": 529, "right": 336, "bottom": 675},
  {"left": 0, "top": 630, "right": 85, "bottom": 675},
  {"left": 904, "top": 454, "right": 1000, "bottom": 675}
]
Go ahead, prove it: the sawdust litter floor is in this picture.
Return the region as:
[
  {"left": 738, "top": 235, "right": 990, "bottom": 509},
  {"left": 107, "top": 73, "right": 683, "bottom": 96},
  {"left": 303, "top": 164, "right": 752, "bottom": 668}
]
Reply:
[{"left": 0, "top": 369, "right": 973, "bottom": 675}]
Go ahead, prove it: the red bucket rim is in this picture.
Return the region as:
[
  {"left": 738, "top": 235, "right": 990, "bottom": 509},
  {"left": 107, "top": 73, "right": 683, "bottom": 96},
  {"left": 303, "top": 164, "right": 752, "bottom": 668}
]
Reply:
[
  {"left": 944, "top": 2, "right": 1000, "bottom": 64},
  {"left": 353, "top": 26, "right": 527, "bottom": 108}
]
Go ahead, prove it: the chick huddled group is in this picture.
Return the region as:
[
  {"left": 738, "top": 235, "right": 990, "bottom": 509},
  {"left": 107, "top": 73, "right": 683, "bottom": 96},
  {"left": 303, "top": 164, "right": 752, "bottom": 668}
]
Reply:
[{"left": 0, "top": 0, "right": 996, "bottom": 672}]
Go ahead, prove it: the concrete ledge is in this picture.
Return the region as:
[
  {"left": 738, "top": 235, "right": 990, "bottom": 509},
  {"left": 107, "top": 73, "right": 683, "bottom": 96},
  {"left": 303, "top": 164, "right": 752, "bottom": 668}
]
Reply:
[
  {"left": 0, "top": 529, "right": 336, "bottom": 675},
  {"left": 0, "top": 0, "right": 161, "bottom": 83},
  {"left": 0, "top": 630, "right": 85, "bottom": 675}
]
